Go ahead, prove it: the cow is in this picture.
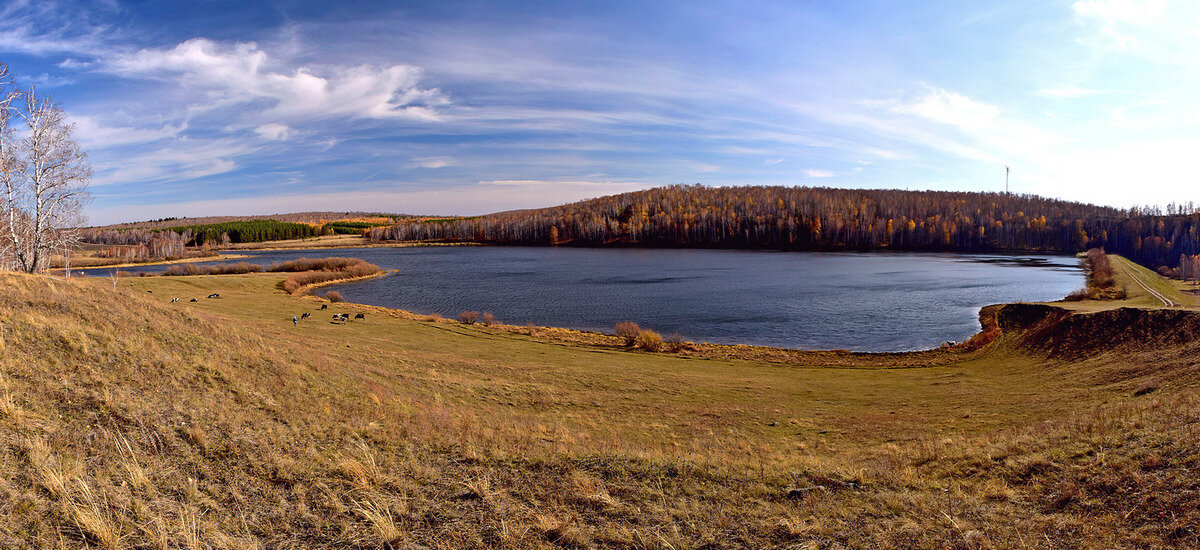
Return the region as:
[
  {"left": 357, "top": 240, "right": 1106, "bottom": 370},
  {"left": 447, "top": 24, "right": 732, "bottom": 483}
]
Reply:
[
  {"left": 207, "top": 293, "right": 221, "bottom": 299},
  {"left": 331, "top": 314, "right": 348, "bottom": 324},
  {"left": 189, "top": 298, "right": 198, "bottom": 302},
  {"left": 320, "top": 304, "right": 328, "bottom": 310},
  {"left": 300, "top": 312, "right": 310, "bottom": 320},
  {"left": 354, "top": 313, "right": 365, "bottom": 320},
  {"left": 171, "top": 298, "right": 179, "bottom": 303}
]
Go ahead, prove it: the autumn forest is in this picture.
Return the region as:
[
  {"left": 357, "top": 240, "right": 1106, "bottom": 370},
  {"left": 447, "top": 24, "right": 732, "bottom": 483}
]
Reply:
[{"left": 366, "top": 185, "right": 1200, "bottom": 272}]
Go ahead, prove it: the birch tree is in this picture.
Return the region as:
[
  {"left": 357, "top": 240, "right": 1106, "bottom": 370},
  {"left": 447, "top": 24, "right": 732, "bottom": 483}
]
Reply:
[
  {"left": 0, "top": 64, "right": 22, "bottom": 271},
  {"left": 0, "top": 66, "right": 92, "bottom": 273}
]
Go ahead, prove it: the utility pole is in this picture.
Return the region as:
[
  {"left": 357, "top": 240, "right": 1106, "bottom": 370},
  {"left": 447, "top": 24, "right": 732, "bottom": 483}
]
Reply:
[{"left": 1005, "top": 165, "right": 1010, "bottom": 194}]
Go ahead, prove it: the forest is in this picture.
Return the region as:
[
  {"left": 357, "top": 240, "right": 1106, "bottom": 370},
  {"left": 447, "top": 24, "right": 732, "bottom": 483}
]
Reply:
[
  {"left": 368, "top": 185, "right": 1200, "bottom": 271},
  {"left": 82, "top": 220, "right": 320, "bottom": 251}
]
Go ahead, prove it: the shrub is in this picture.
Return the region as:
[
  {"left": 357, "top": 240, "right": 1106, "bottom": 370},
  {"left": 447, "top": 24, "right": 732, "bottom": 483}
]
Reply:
[
  {"left": 480, "top": 312, "right": 495, "bottom": 326},
  {"left": 459, "top": 311, "right": 480, "bottom": 324},
  {"left": 665, "top": 332, "right": 685, "bottom": 353},
  {"left": 1086, "top": 248, "right": 1115, "bottom": 289},
  {"left": 615, "top": 321, "right": 640, "bottom": 346},
  {"left": 325, "top": 291, "right": 344, "bottom": 303},
  {"left": 1063, "top": 288, "right": 1091, "bottom": 302},
  {"left": 425, "top": 313, "right": 443, "bottom": 322},
  {"left": 634, "top": 330, "right": 663, "bottom": 352}
]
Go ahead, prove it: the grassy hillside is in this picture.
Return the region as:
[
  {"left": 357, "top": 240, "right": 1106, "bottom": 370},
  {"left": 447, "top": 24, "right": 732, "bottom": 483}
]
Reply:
[{"left": 0, "top": 270, "right": 1197, "bottom": 547}]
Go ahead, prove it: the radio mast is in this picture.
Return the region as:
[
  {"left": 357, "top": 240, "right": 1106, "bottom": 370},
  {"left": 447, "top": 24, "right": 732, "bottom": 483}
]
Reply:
[{"left": 1005, "top": 165, "right": 1010, "bottom": 194}]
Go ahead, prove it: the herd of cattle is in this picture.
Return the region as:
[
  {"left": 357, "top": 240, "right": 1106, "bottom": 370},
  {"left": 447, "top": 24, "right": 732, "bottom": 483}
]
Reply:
[{"left": 165, "top": 291, "right": 365, "bottom": 325}]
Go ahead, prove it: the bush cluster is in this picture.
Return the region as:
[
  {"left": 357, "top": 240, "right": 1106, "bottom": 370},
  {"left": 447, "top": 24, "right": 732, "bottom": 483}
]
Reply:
[
  {"left": 279, "top": 258, "right": 381, "bottom": 294},
  {"left": 613, "top": 321, "right": 680, "bottom": 352},
  {"left": 163, "top": 262, "right": 264, "bottom": 276}
]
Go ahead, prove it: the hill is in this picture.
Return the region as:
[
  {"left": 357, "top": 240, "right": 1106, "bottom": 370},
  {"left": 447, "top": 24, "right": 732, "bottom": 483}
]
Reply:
[
  {"left": 0, "top": 257, "right": 1197, "bottom": 547},
  {"left": 91, "top": 212, "right": 406, "bottom": 231},
  {"left": 369, "top": 185, "right": 1200, "bottom": 272}
]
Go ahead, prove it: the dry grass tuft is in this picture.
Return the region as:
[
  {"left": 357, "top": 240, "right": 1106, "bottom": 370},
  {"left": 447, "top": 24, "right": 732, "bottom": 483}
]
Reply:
[
  {"left": 353, "top": 498, "right": 406, "bottom": 547},
  {"left": 67, "top": 479, "right": 121, "bottom": 549},
  {"left": 534, "top": 514, "right": 592, "bottom": 549}
]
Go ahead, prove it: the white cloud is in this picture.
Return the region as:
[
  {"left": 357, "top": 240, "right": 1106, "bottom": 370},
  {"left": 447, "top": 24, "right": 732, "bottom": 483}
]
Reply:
[
  {"left": 90, "top": 139, "right": 246, "bottom": 187},
  {"left": 803, "top": 169, "right": 834, "bottom": 178},
  {"left": 893, "top": 88, "right": 999, "bottom": 128},
  {"left": 1073, "top": 0, "right": 1165, "bottom": 26},
  {"left": 254, "top": 123, "right": 294, "bottom": 141},
  {"left": 103, "top": 38, "right": 450, "bottom": 124},
  {"left": 1073, "top": 0, "right": 1167, "bottom": 49},
  {"left": 412, "top": 156, "right": 455, "bottom": 169},
  {"left": 72, "top": 116, "right": 184, "bottom": 148}
]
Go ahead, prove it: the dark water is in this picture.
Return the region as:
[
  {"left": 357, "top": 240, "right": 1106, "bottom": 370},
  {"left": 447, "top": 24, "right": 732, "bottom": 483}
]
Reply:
[{"left": 86, "top": 246, "right": 1084, "bottom": 352}]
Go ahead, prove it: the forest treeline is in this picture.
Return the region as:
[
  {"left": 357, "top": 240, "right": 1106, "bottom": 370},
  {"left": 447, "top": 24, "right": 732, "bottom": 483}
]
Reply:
[
  {"left": 367, "top": 185, "right": 1200, "bottom": 271},
  {"left": 83, "top": 220, "right": 320, "bottom": 257},
  {"left": 82, "top": 216, "right": 400, "bottom": 260}
]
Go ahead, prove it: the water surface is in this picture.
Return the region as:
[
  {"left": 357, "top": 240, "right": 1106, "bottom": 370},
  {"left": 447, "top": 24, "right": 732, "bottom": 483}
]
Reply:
[{"left": 88, "top": 246, "right": 1084, "bottom": 352}]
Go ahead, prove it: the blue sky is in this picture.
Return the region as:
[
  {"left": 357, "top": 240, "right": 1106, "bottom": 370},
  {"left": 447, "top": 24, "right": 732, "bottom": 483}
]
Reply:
[{"left": 0, "top": 0, "right": 1193, "bottom": 224}]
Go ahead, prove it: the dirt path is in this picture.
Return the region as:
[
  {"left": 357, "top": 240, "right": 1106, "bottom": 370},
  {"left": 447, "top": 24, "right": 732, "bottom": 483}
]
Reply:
[{"left": 1114, "top": 256, "right": 1177, "bottom": 307}]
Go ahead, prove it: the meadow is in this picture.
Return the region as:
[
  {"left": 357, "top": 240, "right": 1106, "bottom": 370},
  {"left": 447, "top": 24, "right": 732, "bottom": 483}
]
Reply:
[{"left": 0, "top": 255, "right": 1196, "bottom": 548}]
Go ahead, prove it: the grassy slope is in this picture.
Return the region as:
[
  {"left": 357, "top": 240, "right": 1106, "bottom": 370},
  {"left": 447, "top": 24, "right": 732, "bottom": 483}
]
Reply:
[
  {"left": 0, "top": 271, "right": 1197, "bottom": 548},
  {"left": 1047, "top": 253, "right": 1196, "bottom": 311}
]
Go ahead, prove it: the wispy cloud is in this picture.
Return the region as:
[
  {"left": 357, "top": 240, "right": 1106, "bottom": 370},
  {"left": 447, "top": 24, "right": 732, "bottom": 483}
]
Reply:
[
  {"left": 102, "top": 38, "right": 450, "bottom": 124},
  {"left": 803, "top": 169, "right": 834, "bottom": 178}
]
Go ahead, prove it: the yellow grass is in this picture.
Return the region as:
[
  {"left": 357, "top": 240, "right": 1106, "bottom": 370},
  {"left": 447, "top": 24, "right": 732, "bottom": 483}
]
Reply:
[{"left": 0, "top": 268, "right": 1196, "bottom": 547}]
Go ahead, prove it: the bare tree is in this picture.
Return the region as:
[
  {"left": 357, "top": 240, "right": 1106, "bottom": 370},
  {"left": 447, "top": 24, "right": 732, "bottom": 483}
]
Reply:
[
  {"left": 0, "top": 72, "right": 92, "bottom": 273},
  {"left": 0, "top": 64, "right": 23, "bottom": 272}
]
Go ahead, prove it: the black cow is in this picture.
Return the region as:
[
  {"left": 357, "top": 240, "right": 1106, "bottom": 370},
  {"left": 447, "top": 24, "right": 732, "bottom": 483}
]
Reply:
[
  {"left": 320, "top": 304, "right": 328, "bottom": 310},
  {"left": 207, "top": 293, "right": 221, "bottom": 299},
  {"left": 300, "top": 312, "right": 310, "bottom": 320},
  {"left": 189, "top": 298, "right": 198, "bottom": 302},
  {"left": 354, "top": 313, "right": 365, "bottom": 320}
]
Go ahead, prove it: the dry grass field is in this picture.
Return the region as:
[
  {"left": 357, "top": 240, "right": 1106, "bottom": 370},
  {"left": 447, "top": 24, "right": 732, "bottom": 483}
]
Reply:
[{"left": 0, "top": 255, "right": 1197, "bottom": 548}]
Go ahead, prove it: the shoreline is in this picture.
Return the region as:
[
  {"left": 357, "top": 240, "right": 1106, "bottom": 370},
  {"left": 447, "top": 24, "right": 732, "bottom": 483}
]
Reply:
[
  {"left": 297, "top": 281, "right": 995, "bottom": 367},
  {"left": 53, "top": 252, "right": 255, "bottom": 273},
  {"left": 291, "top": 269, "right": 397, "bottom": 296}
]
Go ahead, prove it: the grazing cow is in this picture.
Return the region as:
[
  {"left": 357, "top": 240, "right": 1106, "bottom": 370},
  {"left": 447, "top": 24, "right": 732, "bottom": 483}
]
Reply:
[
  {"left": 354, "top": 313, "right": 365, "bottom": 320},
  {"left": 331, "top": 314, "right": 347, "bottom": 324},
  {"left": 320, "top": 304, "right": 328, "bottom": 310},
  {"left": 207, "top": 293, "right": 221, "bottom": 299},
  {"left": 171, "top": 298, "right": 179, "bottom": 303},
  {"left": 300, "top": 312, "right": 310, "bottom": 320},
  {"left": 189, "top": 298, "right": 198, "bottom": 302}
]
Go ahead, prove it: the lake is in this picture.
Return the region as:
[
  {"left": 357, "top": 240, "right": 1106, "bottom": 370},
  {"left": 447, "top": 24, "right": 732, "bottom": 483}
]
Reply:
[{"left": 86, "top": 246, "right": 1085, "bottom": 352}]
